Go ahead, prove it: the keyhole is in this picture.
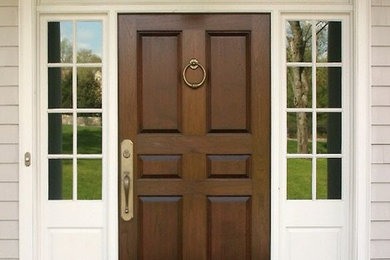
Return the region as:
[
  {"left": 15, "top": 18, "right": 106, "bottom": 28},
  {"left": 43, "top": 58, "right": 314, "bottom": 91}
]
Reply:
[{"left": 123, "top": 149, "right": 131, "bottom": 158}]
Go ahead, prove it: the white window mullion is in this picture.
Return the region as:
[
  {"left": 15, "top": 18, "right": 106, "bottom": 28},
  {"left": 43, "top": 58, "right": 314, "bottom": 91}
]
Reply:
[
  {"left": 311, "top": 20, "right": 317, "bottom": 200},
  {"left": 72, "top": 21, "right": 78, "bottom": 201}
]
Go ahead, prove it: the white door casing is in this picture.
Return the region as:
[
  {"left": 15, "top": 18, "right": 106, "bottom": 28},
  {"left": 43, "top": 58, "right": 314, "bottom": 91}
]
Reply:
[{"left": 18, "top": 0, "right": 371, "bottom": 259}]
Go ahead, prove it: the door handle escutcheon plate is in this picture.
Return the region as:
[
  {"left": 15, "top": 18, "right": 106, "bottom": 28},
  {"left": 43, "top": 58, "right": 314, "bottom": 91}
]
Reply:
[{"left": 121, "top": 139, "right": 133, "bottom": 221}]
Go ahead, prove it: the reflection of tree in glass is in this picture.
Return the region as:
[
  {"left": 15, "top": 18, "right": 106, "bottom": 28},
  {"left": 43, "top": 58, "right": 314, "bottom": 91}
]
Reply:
[
  {"left": 60, "top": 38, "right": 102, "bottom": 108},
  {"left": 77, "top": 67, "right": 102, "bottom": 108},
  {"left": 286, "top": 21, "right": 329, "bottom": 153},
  {"left": 61, "top": 38, "right": 72, "bottom": 63},
  {"left": 287, "top": 21, "right": 311, "bottom": 153}
]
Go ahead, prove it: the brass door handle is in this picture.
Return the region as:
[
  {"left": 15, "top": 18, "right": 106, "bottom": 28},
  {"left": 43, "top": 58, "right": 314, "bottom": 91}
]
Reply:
[
  {"left": 123, "top": 174, "right": 130, "bottom": 213},
  {"left": 121, "top": 140, "right": 133, "bottom": 221},
  {"left": 183, "top": 58, "right": 207, "bottom": 89}
]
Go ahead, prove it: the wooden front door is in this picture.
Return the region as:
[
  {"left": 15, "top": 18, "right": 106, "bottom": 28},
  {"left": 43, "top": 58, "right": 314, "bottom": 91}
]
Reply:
[{"left": 118, "top": 14, "right": 270, "bottom": 260}]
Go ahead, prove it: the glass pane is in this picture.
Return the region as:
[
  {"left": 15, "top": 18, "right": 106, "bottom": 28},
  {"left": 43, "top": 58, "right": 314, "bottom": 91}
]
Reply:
[
  {"left": 316, "top": 21, "right": 342, "bottom": 63},
  {"left": 316, "top": 158, "right": 342, "bottom": 199},
  {"left": 49, "top": 159, "right": 72, "bottom": 200},
  {"left": 286, "top": 20, "right": 312, "bottom": 62},
  {"left": 77, "top": 159, "right": 102, "bottom": 200},
  {"left": 77, "top": 113, "right": 102, "bottom": 154},
  {"left": 77, "top": 21, "right": 102, "bottom": 63},
  {"left": 317, "top": 113, "right": 342, "bottom": 154},
  {"left": 48, "top": 21, "right": 73, "bottom": 63},
  {"left": 287, "top": 158, "right": 312, "bottom": 200},
  {"left": 48, "top": 67, "right": 72, "bottom": 108},
  {"left": 48, "top": 113, "right": 73, "bottom": 154},
  {"left": 77, "top": 67, "right": 102, "bottom": 108},
  {"left": 287, "top": 112, "right": 312, "bottom": 154},
  {"left": 287, "top": 67, "right": 312, "bottom": 108},
  {"left": 316, "top": 67, "right": 342, "bottom": 108}
]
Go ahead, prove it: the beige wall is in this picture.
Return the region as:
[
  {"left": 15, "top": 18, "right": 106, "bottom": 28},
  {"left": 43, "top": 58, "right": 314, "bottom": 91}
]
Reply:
[
  {"left": 371, "top": 0, "right": 390, "bottom": 259},
  {"left": 0, "top": 0, "right": 19, "bottom": 259},
  {"left": 1, "top": 0, "right": 390, "bottom": 259}
]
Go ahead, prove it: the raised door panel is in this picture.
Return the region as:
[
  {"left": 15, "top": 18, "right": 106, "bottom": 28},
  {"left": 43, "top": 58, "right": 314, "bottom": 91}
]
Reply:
[
  {"left": 207, "top": 196, "right": 251, "bottom": 260},
  {"left": 138, "top": 32, "right": 182, "bottom": 133},
  {"left": 207, "top": 32, "right": 250, "bottom": 133},
  {"left": 138, "top": 197, "right": 183, "bottom": 260}
]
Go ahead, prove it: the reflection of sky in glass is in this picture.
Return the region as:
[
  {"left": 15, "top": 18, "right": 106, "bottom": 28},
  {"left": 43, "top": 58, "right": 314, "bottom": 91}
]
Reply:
[
  {"left": 77, "top": 21, "right": 102, "bottom": 59},
  {"left": 60, "top": 21, "right": 73, "bottom": 43}
]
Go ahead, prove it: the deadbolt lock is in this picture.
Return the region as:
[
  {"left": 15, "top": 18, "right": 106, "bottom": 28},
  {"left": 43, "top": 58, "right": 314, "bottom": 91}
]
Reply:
[{"left": 123, "top": 149, "right": 131, "bottom": 158}]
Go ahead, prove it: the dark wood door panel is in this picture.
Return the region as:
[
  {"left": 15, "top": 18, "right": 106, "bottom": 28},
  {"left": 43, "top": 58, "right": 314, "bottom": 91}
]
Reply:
[
  {"left": 138, "top": 32, "right": 182, "bottom": 133},
  {"left": 207, "top": 31, "right": 251, "bottom": 133},
  {"left": 119, "top": 14, "right": 270, "bottom": 260}
]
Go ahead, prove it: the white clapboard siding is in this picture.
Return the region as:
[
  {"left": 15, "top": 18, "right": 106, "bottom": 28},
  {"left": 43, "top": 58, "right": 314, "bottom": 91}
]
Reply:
[
  {"left": 0, "top": 87, "right": 18, "bottom": 106},
  {"left": 0, "top": 8, "right": 17, "bottom": 26},
  {"left": 372, "top": 202, "right": 390, "bottom": 220},
  {"left": 0, "top": 125, "right": 18, "bottom": 144},
  {"left": 0, "top": 221, "right": 18, "bottom": 239},
  {"left": 372, "top": 86, "right": 390, "bottom": 105},
  {"left": 372, "top": 27, "right": 390, "bottom": 46},
  {"left": 0, "top": 202, "right": 18, "bottom": 220},
  {"left": 0, "top": 27, "right": 18, "bottom": 47},
  {"left": 372, "top": 126, "right": 390, "bottom": 144},
  {"left": 0, "top": 106, "right": 18, "bottom": 125},
  {"left": 0, "top": 2, "right": 19, "bottom": 260},
  {"left": 372, "top": 222, "right": 390, "bottom": 240},
  {"left": 0, "top": 48, "right": 18, "bottom": 67},
  {"left": 372, "top": 164, "right": 390, "bottom": 182},
  {"left": 372, "top": 47, "right": 390, "bottom": 66},
  {"left": 372, "top": 183, "right": 390, "bottom": 202},
  {"left": 0, "top": 164, "right": 18, "bottom": 182},
  {"left": 371, "top": 1, "right": 390, "bottom": 259},
  {"left": 372, "top": 67, "right": 390, "bottom": 86},
  {"left": 0, "top": 0, "right": 18, "bottom": 6},
  {"left": 372, "top": 7, "right": 390, "bottom": 25},
  {"left": 0, "top": 68, "right": 18, "bottom": 86},
  {"left": 372, "top": 145, "right": 390, "bottom": 164},
  {"left": 0, "top": 183, "right": 18, "bottom": 201},
  {"left": 372, "top": 0, "right": 390, "bottom": 6},
  {"left": 0, "top": 240, "right": 18, "bottom": 258},
  {"left": 372, "top": 240, "right": 390, "bottom": 259},
  {"left": 0, "top": 145, "right": 18, "bottom": 164},
  {"left": 372, "top": 107, "right": 390, "bottom": 125}
]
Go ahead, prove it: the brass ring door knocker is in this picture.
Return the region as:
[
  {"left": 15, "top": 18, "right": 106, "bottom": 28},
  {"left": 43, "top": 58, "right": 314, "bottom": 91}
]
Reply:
[{"left": 182, "top": 58, "right": 207, "bottom": 89}]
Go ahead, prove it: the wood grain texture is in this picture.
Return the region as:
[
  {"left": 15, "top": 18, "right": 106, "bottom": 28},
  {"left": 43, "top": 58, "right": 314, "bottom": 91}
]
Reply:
[
  {"left": 207, "top": 32, "right": 250, "bottom": 133},
  {"left": 207, "top": 155, "right": 250, "bottom": 178},
  {"left": 138, "top": 155, "right": 182, "bottom": 178},
  {"left": 138, "top": 197, "right": 182, "bottom": 260},
  {"left": 138, "top": 32, "right": 182, "bottom": 133},
  {"left": 119, "top": 14, "right": 270, "bottom": 260},
  {"left": 207, "top": 196, "right": 251, "bottom": 260}
]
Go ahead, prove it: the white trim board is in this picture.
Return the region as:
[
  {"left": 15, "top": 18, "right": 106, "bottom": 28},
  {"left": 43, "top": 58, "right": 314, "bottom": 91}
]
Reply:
[{"left": 18, "top": 1, "right": 371, "bottom": 260}]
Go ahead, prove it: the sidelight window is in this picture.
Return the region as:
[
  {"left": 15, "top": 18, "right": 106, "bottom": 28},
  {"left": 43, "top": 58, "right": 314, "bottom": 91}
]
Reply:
[
  {"left": 285, "top": 20, "right": 343, "bottom": 200},
  {"left": 47, "top": 20, "right": 103, "bottom": 200}
]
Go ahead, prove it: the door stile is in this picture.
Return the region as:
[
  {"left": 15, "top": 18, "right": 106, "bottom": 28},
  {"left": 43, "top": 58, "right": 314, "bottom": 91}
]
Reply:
[
  {"left": 249, "top": 15, "right": 271, "bottom": 260},
  {"left": 182, "top": 28, "right": 208, "bottom": 260}
]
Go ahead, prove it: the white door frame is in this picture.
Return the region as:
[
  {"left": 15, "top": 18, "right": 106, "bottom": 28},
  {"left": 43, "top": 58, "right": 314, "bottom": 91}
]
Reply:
[{"left": 19, "top": 1, "right": 371, "bottom": 259}]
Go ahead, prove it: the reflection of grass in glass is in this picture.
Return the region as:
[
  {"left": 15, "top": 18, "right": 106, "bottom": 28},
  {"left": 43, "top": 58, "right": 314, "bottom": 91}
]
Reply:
[
  {"left": 287, "top": 159, "right": 312, "bottom": 199},
  {"left": 62, "top": 124, "right": 102, "bottom": 154},
  {"left": 62, "top": 124, "right": 73, "bottom": 154},
  {"left": 287, "top": 158, "right": 328, "bottom": 199},
  {"left": 61, "top": 125, "right": 102, "bottom": 200},
  {"left": 287, "top": 139, "right": 327, "bottom": 154},
  {"left": 62, "top": 160, "right": 73, "bottom": 200},
  {"left": 316, "top": 159, "right": 328, "bottom": 199},
  {"left": 77, "top": 125, "right": 102, "bottom": 154},
  {"left": 78, "top": 159, "right": 102, "bottom": 200}
]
